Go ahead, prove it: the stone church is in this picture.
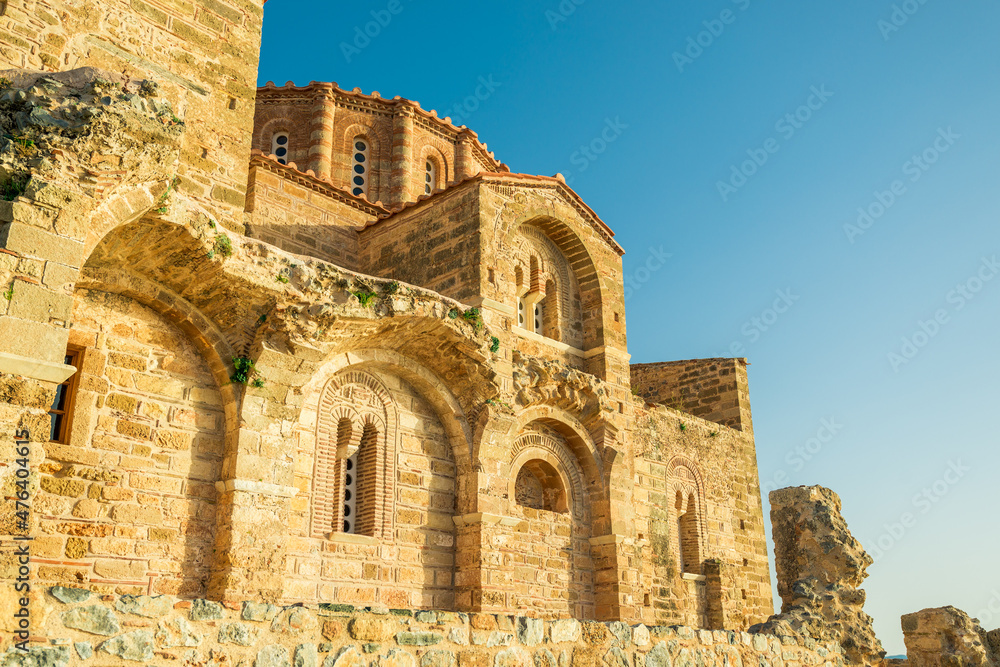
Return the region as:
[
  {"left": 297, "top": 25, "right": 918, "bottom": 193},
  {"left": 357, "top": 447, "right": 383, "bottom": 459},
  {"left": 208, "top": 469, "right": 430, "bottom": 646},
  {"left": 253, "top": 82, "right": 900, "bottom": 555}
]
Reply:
[{"left": 0, "top": 0, "right": 772, "bottom": 639}]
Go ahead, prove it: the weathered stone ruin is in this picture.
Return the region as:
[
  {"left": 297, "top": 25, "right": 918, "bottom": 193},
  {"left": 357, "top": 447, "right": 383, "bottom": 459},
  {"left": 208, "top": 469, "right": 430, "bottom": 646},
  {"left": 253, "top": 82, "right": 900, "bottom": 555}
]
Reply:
[
  {"left": 750, "top": 486, "right": 885, "bottom": 666},
  {"left": 902, "top": 606, "right": 1000, "bottom": 667}
]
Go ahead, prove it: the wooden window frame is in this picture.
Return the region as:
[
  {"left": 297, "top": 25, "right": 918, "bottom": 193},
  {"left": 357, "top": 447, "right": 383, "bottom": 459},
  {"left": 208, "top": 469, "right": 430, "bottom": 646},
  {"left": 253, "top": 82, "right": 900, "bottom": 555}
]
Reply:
[{"left": 48, "top": 346, "right": 83, "bottom": 444}]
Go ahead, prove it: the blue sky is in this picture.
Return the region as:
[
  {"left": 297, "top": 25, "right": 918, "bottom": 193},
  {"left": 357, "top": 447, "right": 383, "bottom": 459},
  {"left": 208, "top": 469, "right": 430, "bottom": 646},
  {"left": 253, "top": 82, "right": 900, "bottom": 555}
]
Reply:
[{"left": 258, "top": 0, "right": 1000, "bottom": 653}]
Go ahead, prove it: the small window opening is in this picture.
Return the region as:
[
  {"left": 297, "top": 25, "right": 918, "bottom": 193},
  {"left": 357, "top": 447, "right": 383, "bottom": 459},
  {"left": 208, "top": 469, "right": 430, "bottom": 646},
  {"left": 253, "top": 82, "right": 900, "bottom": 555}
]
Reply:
[
  {"left": 49, "top": 348, "right": 81, "bottom": 444},
  {"left": 271, "top": 132, "right": 289, "bottom": 165},
  {"left": 424, "top": 159, "right": 436, "bottom": 195},
  {"left": 352, "top": 137, "right": 369, "bottom": 198}
]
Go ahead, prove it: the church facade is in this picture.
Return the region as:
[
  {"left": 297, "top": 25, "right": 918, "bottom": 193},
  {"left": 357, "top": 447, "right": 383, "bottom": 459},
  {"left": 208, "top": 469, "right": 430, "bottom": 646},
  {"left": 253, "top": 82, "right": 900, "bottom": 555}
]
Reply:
[{"left": 0, "top": 0, "right": 771, "bottom": 634}]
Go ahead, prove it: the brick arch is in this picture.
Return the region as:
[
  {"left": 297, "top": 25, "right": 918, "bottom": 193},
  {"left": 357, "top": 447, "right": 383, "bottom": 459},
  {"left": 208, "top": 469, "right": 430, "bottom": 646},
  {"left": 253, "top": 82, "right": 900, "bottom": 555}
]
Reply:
[
  {"left": 667, "top": 456, "right": 708, "bottom": 574},
  {"left": 416, "top": 140, "right": 451, "bottom": 190},
  {"left": 509, "top": 430, "right": 587, "bottom": 521},
  {"left": 340, "top": 122, "right": 389, "bottom": 203},
  {"left": 504, "top": 212, "right": 607, "bottom": 351},
  {"left": 255, "top": 117, "right": 296, "bottom": 158},
  {"left": 497, "top": 405, "right": 606, "bottom": 503},
  {"left": 300, "top": 348, "right": 475, "bottom": 478},
  {"left": 510, "top": 225, "right": 582, "bottom": 346},
  {"left": 312, "top": 368, "right": 398, "bottom": 540}
]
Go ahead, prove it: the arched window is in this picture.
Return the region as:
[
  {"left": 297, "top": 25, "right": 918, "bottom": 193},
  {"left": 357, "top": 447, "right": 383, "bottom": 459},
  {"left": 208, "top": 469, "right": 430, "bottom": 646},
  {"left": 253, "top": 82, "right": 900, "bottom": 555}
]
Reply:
[
  {"left": 676, "top": 491, "right": 702, "bottom": 574},
  {"left": 271, "top": 132, "right": 289, "bottom": 165},
  {"left": 351, "top": 137, "right": 369, "bottom": 197},
  {"left": 424, "top": 159, "right": 436, "bottom": 195},
  {"left": 354, "top": 422, "right": 379, "bottom": 537}
]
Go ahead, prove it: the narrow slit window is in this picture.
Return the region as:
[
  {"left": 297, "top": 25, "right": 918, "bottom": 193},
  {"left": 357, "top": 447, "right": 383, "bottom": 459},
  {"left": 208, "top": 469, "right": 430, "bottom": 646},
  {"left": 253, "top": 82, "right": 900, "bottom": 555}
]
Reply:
[
  {"left": 424, "top": 159, "right": 436, "bottom": 195},
  {"left": 343, "top": 450, "right": 358, "bottom": 534},
  {"left": 352, "top": 137, "right": 369, "bottom": 197},
  {"left": 271, "top": 132, "right": 289, "bottom": 165},
  {"left": 49, "top": 348, "right": 81, "bottom": 444}
]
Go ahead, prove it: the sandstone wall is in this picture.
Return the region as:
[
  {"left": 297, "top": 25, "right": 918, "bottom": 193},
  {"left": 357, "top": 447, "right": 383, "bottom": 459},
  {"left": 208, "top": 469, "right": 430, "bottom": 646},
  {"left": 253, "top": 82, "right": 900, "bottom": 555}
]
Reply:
[
  {"left": 245, "top": 157, "right": 380, "bottom": 270},
  {"left": 283, "top": 366, "right": 458, "bottom": 611},
  {"left": 4, "top": 586, "right": 847, "bottom": 667},
  {"left": 358, "top": 186, "right": 483, "bottom": 303},
  {"left": 631, "top": 359, "right": 754, "bottom": 433},
  {"left": 632, "top": 402, "right": 772, "bottom": 630},
  {"left": 28, "top": 289, "right": 225, "bottom": 598},
  {"left": 0, "top": 0, "right": 266, "bottom": 227}
]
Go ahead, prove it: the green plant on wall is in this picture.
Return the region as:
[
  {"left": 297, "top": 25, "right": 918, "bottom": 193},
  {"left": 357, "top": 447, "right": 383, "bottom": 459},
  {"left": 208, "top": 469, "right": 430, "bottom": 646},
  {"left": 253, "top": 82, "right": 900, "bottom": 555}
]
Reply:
[
  {"left": 352, "top": 290, "right": 378, "bottom": 307},
  {"left": 213, "top": 234, "right": 233, "bottom": 258},
  {"left": 462, "top": 307, "right": 483, "bottom": 330},
  {"left": 490, "top": 336, "right": 500, "bottom": 353},
  {"left": 230, "top": 356, "right": 256, "bottom": 384},
  {"left": 0, "top": 172, "right": 30, "bottom": 201}
]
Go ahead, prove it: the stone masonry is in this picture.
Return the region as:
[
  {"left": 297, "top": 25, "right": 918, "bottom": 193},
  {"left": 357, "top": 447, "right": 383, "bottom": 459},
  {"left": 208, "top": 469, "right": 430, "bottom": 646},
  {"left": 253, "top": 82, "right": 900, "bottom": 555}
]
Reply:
[{"left": 0, "top": 2, "right": 988, "bottom": 666}]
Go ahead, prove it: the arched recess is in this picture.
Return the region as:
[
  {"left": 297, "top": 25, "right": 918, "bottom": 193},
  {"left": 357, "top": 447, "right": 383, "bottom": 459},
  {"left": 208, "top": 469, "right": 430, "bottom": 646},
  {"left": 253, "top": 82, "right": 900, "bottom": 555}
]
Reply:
[
  {"left": 255, "top": 117, "right": 295, "bottom": 155},
  {"left": 417, "top": 142, "right": 450, "bottom": 192},
  {"left": 483, "top": 404, "right": 606, "bottom": 504},
  {"left": 502, "top": 211, "right": 608, "bottom": 352},
  {"left": 65, "top": 268, "right": 238, "bottom": 598},
  {"left": 502, "top": 418, "right": 597, "bottom": 619},
  {"left": 666, "top": 456, "right": 708, "bottom": 575},
  {"left": 293, "top": 349, "right": 470, "bottom": 609},
  {"left": 312, "top": 368, "right": 397, "bottom": 540},
  {"left": 299, "top": 348, "right": 474, "bottom": 477}
]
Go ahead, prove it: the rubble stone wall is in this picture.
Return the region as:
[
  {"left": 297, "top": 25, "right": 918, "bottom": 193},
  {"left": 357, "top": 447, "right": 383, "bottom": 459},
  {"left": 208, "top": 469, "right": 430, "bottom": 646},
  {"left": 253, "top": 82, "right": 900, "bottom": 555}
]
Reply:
[
  {"left": 3, "top": 587, "right": 847, "bottom": 667},
  {"left": 0, "top": 0, "right": 266, "bottom": 226}
]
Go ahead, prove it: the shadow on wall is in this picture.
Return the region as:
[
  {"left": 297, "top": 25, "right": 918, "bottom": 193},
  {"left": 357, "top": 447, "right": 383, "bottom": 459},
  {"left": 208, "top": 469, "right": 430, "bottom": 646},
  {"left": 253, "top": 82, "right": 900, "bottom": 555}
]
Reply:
[{"left": 61, "top": 288, "right": 226, "bottom": 597}]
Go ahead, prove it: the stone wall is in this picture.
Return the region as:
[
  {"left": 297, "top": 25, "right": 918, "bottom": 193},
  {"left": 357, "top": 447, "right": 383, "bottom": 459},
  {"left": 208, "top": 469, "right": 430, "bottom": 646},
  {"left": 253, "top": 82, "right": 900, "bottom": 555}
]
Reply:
[
  {"left": 30, "top": 288, "right": 226, "bottom": 598},
  {"left": 358, "top": 185, "right": 482, "bottom": 303},
  {"left": 630, "top": 359, "right": 753, "bottom": 433},
  {"left": 245, "top": 156, "right": 380, "bottom": 270},
  {"left": 751, "top": 486, "right": 884, "bottom": 667},
  {"left": 632, "top": 402, "right": 772, "bottom": 631},
  {"left": 3, "top": 586, "right": 847, "bottom": 667},
  {"left": 0, "top": 0, "right": 266, "bottom": 227}
]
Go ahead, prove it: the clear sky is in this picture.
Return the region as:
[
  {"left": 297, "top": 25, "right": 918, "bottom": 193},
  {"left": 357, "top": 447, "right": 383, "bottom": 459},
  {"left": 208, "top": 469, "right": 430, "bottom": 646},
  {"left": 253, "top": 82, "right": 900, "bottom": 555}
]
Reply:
[{"left": 257, "top": 0, "right": 1000, "bottom": 654}]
